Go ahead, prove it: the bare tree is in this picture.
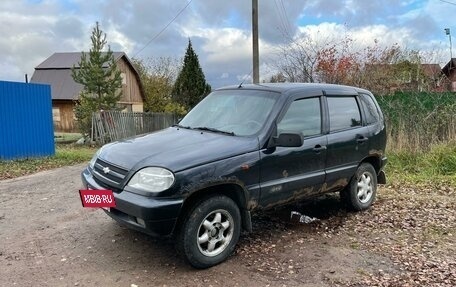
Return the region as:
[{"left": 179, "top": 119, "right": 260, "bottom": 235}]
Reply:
[
  {"left": 273, "top": 32, "right": 440, "bottom": 95},
  {"left": 273, "top": 31, "right": 339, "bottom": 83}
]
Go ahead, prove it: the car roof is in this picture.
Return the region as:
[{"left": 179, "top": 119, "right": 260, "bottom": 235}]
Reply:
[{"left": 216, "top": 83, "right": 372, "bottom": 96}]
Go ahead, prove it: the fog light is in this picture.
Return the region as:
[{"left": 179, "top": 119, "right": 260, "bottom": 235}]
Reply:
[{"left": 136, "top": 217, "right": 145, "bottom": 227}]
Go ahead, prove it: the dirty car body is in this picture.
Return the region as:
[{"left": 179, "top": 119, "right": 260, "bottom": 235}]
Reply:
[{"left": 81, "top": 83, "right": 387, "bottom": 268}]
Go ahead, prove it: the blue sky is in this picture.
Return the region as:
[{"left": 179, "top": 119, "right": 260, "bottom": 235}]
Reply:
[{"left": 1, "top": 0, "right": 455, "bottom": 88}]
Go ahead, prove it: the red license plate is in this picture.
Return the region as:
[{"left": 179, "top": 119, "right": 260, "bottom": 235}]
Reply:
[{"left": 79, "top": 189, "right": 116, "bottom": 208}]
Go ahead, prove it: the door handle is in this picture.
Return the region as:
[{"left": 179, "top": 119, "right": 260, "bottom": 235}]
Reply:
[
  {"left": 356, "top": 136, "right": 368, "bottom": 143},
  {"left": 313, "top": 145, "right": 327, "bottom": 153}
]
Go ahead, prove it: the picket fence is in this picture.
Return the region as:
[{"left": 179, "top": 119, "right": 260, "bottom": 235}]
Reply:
[{"left": 91, "top": 111, "right": 178, "bottom": 144}]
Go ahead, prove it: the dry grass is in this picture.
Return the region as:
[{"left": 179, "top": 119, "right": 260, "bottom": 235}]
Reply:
[{"left": 377, "top": 92, "right": 456, "bottom": 153}]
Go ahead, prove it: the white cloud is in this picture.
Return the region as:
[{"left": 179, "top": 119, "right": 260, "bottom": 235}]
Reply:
[
  {"left": 105, "top": 24, "right": 135, "bottom": 53},
  {"left": 0, "top": 0, "right": 450, "bottom": 88},
  {"left": 180, "top": 27, "right": 251, "bottom": 64},
  {"left": 220, "top": 73, "right": 229, "bottom": 79}
]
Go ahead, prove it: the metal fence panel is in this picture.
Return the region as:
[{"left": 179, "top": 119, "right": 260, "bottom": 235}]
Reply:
[
  {"left": 92, "top": 110, "right": 178, "bottom": 144},
  {"left": 0, "top": 81, "right": 55, "bottom": 160}
]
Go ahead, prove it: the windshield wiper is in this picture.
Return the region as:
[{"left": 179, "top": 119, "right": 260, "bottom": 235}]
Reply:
[
  {"left": 172, "top": 124, "right": 192, "bottom": 129},
  {"left": 193, "top": 126, "right": 235, "bottom": 136}
]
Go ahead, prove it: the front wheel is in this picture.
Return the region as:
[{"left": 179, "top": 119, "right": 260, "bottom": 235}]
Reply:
[
  {"left": 342, "top": 163, "right": 377, "bottom": 211},
  {"left": 177, "top": 195, "right": 241, "bottom": 268}
]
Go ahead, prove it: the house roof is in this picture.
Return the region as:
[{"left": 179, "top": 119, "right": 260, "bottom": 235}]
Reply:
[
  {"left": 31, "top": 69, "right": 82, "bottom": 100},
  {"left": 30, "top": 52, "right": 144, "bottom": 101},
  {"left": 442, "top": 58, "right": 456, "bottom": 77},
  {"left": 35, "top": 52, "right": 126, "bottom": 69}
]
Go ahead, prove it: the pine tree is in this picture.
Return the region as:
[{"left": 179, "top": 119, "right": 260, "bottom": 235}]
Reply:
[
  {"left": 172, "top": 40, "right": 211, "bottom": 110},
  {"left": 72, "top": 22, "right": 122, "bottom": 134}
]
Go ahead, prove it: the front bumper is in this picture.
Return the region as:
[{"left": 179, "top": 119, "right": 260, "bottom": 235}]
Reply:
[{"left": 81, "top": 167, "right": 183, "bottom": 236}]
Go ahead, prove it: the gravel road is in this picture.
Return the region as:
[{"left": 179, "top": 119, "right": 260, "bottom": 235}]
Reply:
[{"left": 0, "top": 164, "right": 395, "bottom": 287}]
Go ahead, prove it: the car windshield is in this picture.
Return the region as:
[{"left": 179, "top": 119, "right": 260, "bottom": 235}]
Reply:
[{"left": 179, "top": 89, "right": 279, "bottom": 136}]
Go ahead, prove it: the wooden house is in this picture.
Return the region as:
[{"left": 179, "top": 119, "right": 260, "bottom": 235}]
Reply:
[
  {"left": 442, "top": 58, "right": 456, "bottom": 92},
  {"left": 31, "top": 52, "right": 144, "bottom": 132},
  {"left": 364, "top": 63, "right": 445, "bottom": 94}
]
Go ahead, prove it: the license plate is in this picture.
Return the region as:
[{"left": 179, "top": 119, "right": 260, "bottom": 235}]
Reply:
[{"left": 79, "top": 189, "right": 116, "bottom": 208}]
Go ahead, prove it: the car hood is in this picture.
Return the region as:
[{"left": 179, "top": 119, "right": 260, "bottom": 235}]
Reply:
[{"left": 98, "top": 127, "right": 259, "bottom": 172}]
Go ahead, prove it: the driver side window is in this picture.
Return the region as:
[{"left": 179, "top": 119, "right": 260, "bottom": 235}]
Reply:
[{"left": 277, "top": 97, "right": 322, "bottom": 137}]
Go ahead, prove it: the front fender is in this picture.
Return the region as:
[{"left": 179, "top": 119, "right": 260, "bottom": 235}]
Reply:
[{"left": 177, "top": 177, "right": 254, "bottom": 233}]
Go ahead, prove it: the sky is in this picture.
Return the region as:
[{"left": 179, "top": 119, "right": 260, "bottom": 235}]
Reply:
[{"left": 0, "top": 0, "right": 455, "bottom": 88}]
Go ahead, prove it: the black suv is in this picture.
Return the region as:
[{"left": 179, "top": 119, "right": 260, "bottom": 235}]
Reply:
[{"left": 81, "top": 83, "right": 387, "bottom": 268}]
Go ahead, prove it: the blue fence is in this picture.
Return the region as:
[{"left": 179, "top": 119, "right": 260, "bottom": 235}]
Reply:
[{"left": 0, "top": 80, "right": 54, "bottom": 160}]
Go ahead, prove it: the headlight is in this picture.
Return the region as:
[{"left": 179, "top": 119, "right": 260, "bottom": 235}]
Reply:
[{"left": 127, "top": 167, "right": 175, "bottom": 193}]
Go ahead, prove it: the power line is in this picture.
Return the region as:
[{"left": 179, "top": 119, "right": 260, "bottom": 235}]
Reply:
[
  {"left": 133, "top": 0, "right": 193, "bottom": 58},
  {"left": 278, "top": 0, "right": 293, "bottom": 34},
  {"left": 439, "top": 0, "right": 456, "bottom": 5},
  {"left": 274, "top": 0, "right": 291, "bottom": 37},
  {"left": 273, "top": 0, "right": 286, "bottom": 34}
]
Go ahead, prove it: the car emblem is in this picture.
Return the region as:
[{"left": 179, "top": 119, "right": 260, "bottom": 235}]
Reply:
[{"left": 103, "top": 167, "right": 110, "bottom": 174}]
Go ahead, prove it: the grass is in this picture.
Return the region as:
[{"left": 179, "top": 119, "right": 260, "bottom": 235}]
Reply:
[
  {"left": 386, "top": 142, "right": 456, "bottom": 185},
  {"left": 0, "top": 144, "right": 97, "bottom": 180},
  {"left": 376, "top": 92, "right": 456, "bottom": 152}
]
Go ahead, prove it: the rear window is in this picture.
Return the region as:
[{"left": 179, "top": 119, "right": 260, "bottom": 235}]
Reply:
[
  {"left": 359, "top": 93, "right": 381, "bottom": 125},
  {"left": 327, "top": 97, "right": 361, "bottom": 132}
]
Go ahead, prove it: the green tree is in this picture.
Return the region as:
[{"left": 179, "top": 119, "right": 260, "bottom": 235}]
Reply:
[
  {"left": 72, "top": 22, "right": 122, "bottom": 135},
  {"left": 172, "top": 39, "right": 211, "bottom": 110},
  {"left": 132, "top": 57, "right": 186, "bottom": 114}
]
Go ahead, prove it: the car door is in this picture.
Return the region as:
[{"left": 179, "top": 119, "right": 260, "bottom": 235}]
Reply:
[
  {"left": 258, "top": 96, "right": 327, "bottom": 208},
  {"left": 324, "top": 94, "right": 369, "bottom": 192}
]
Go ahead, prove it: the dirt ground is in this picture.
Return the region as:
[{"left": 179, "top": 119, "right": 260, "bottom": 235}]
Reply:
[{"left": 1, "top": 164, "right": 455, "bottom": 287}]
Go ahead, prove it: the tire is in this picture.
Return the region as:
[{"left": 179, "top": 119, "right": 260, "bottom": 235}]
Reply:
[
  {"left": 342, "top": 163, "right": 377, "bottom": 211},
  {"left": 176, "top": 195, "right": 241, "bottom": 269}
]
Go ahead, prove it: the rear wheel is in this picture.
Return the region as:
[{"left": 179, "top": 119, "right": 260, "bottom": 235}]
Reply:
[
  {"left": 342, "top": 163, "right": 377, "bottom": 211},
  {"left": 177, "top": 195, "right": 241, "bottom": 268}
]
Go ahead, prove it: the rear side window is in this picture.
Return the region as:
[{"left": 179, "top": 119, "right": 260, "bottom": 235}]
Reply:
[
  {"left": 277, "top": 97, "right": 321, "bottom": 137},
  {"left": 327, "top": 97, "right": 361, "bottom": 132},
  {"left": 359, "top": 93, "right": 381, "bottom": 125}
]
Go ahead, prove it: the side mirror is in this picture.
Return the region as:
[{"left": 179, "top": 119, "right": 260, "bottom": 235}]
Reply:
[{"left": 275, "top": 132, "right": 303, "bottom": 147}]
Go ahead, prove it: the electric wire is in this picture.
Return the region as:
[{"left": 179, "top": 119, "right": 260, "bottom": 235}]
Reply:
[
  {"left": 439, "top": 0, "right": 456, "bottom": 5},
  {"left": 278, "top": 0, "right": 293, "bottom": 35},
  {"left": 132, "top": 0, "right": 193, "bottom": 58},
  {"left": 274, "top": 0, "right": 291, "bottom": 37}
]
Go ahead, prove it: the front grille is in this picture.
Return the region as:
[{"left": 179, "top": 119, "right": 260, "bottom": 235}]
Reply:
[{"left": 92, "top": 158, "right": 129, "bottom": 192}]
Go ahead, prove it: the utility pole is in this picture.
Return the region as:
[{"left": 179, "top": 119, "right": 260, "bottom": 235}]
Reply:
[
  {"left": 252, "top": 0, "right": 259, "bottom": 84},
  {"left": 445, "top": 28, "right": 453, "bottom": 72},
  {"left": 445, "top": 28, "right": 453, "bottom": 60}
]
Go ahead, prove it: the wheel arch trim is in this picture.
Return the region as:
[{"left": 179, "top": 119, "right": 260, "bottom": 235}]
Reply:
[{"left": 174, "top": 179, "right": 253, "bottom": 234}]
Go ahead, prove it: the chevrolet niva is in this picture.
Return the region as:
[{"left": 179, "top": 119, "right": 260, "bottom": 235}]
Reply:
[{"left": 82, "top": 83, "right": 387, "bottom": 268}]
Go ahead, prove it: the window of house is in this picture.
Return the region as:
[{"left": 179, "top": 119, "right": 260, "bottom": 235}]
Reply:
[
  {"left": 121, "top": 72, "right": 127, "bottom": 85},
  {"left": 277, "top": 97, "right": 321, "bottom": 137},
  {"left": 327, "top": 97, "right": 361, "bottom": 132},
  {"left": 123, "top": 104, "right": 132, "bottom": 112},
  {"left": 399, "top": 71, "right": 412, "bottom": 84},
  {"left": 52, "top": 107, "right": 60, "bottom": 122}
]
